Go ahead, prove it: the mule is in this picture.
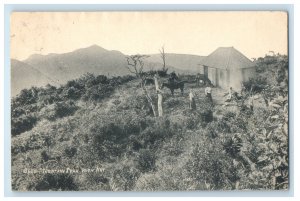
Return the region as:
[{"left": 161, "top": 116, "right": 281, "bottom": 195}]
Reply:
[{"left": 161, "top": 81, "right": 185, "bottom": 96}]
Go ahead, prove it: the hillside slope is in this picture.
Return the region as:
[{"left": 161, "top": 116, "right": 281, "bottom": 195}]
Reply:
[
  {"left": 11, "top": 54, "right": 288, "bottom": 191},
  {"left": 11, "top": 59, "right": 59, "bottom": 97}
]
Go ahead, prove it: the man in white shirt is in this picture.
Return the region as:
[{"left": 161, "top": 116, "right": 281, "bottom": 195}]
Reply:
[{"left": 205, "top": 86, "right": 213, "bottom": 103}]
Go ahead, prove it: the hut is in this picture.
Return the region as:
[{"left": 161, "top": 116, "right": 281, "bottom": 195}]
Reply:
[{"left": 200, "top": 47, "right": 255, "bottom": 90}]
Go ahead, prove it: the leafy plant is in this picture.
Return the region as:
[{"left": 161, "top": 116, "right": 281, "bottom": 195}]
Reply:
[
  {"left": 64, "top": 147, "right": 77, "bottom": 158},
  {"left": 34, "top": 173, "right": 78, "bottom": 191},
  {"left": 11, "top": 115, "right": 38, "bottom": 136},
  {"left": 136, "top": 149, "right": 156, "bottom": 173}
]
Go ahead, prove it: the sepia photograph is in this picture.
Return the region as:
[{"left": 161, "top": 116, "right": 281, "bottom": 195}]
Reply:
[{"left": 10, "top": 11, "right": 288, "bottom": 191}]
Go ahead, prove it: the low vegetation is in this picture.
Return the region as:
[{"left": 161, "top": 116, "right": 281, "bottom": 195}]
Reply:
[{"left": 11, "top": 54, "right": 288, "bottom": 191}]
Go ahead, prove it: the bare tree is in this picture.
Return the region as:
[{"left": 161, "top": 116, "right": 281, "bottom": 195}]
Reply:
[
  {"left": 154, "top": 74, "right": 163, "bottom": 116},
  {"left": 125, "top": 55, "right": 157, "bottom": 117},
  {"left": 159, "top": 46, "right": 168, "bottom": 74},
  {"left": 125, "top": 55, "right": 148, "bottom": 77}
]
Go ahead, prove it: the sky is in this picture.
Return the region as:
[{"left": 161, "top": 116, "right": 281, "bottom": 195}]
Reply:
[{"left": 10, "top": 11, "right": 288, "bottom": 61}]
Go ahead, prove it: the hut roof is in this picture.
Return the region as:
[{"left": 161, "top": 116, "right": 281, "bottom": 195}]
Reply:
[{"left": 200, "top": 47, "right": 254, "bottom": 69}]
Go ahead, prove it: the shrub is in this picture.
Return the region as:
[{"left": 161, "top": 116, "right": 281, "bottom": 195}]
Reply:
[
  {"left": 243, "top": 77, "right": 267, "bottom": 93},
  {"left": 80, "top": 169, "right": 110, "bottom": 191},
  {"left": 134, "top": 168, "right": 186, "bottom": 191},
  {"left": 66, "top": 79, "right": 84, "bottom": 89},
  {"left": 223, "top": 134, "right": 243, "bottom": 158},
  {"left": 11, "top": 107, "right": 26, "bottom": 118},
  {"left": 186, "top": 114, "right": 201, "bottom": 129},
  {"left": 90, "top": 121, "right": 128, "bottom": 160},
  {"left": 213, "top": 111, "right": 238, "bottom": 133},
  {"left": 198, "top": 96, "right": 214, "bottom": 124},
  {"left": 165, "top": 98, "right": 181, "bottom": 108},
  {"left": 161, "top": 137, "right": 184, "bottom": 157},
  {"left": 222, "top": 111, "right": 236, "bottom": 121},
  {"left": 201, "top": 110, "right": 213, "bottom": 123},
  {"left": 129, "top": 135, "right": 143, "bottom": 151},
  {"left": 141, "top": 118, "right": 173, "bottom": 147},
  {"left": 11, "top": 104, "right": 38, "bottom": 119},
  {"left": 156, "top": 69, "right": 168, "bottom": 77},
  {"left": 205, "top": 122, "right": 219, "bottom": 138},
  {"left": 185, "top": 140, "right": 239, "bottom": 190},
  {"left": 11, "top": 115, "right": 38, "bottom": 136},
  {"left": 86, "top": 112, "right": 146, "bottom": 162},
  {"left": 119, "top": 75, "right": 135, "bottom": 83},
  {"left": 64, "top": 147, "right": 77, "bottom": 158},
  {"left": 136, "top": 149, "right": 156, "bottom": 173},
  {"left": 63, "top": 86, "right": 82, "bottom": 100},
  {"left": 40, "top": 101, "right": 78, "bottom": 121},
  {"left": 134, "top": 173, "right": 164, "bottom": 191},
  {"left": 13, "top": 88, "right": 38, "bottom": 107},
  {"left": 34, "top": 173, "right": 78, "bottom": 191},
  {"left": 96, "top": 75, "right": 109, "bottom": 84},
  {"left": 41, "top": 150, "right": 49, "bottom": 162},
  {"left": 110, "top": 164, "right": 140, "bottom": 191},
  {"left": 82, "top": 84, "right": 113, "bottom": 102}
]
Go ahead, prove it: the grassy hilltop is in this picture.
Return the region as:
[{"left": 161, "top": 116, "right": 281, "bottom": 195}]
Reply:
[{"left": 11, "top": 54, "right": 288, "bottom": 191}]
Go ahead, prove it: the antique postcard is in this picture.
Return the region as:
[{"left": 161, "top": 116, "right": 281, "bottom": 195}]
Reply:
[{"left": 10, "top": 11, "right": 288, "bottom": 191}]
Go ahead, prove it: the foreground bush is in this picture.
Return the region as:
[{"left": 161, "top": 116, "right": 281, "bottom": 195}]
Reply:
[
  {"left": 185, "top": 138, "right": 240, "bottom": 190},
  {"left": 136, "top": 149, "right": 156, "bottom": 173},
  {"left": 40, "top": 101, "right": 78, "bottom": 121},
  {"left": 33, "top": 173, "right": 78, "bottom": 191},
  {"left": 110, "top": 164, "right": 140, "bottom": 191},
  {"left": 11, "top": 115, "right": 38, "bottom": 136}
]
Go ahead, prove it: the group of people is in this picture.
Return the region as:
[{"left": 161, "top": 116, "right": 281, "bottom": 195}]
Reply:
[
  {"left": 189, "top": 86, "right": 213, "bottom": 110},
  {"left": 169, "top": 71, "right": 213, "bottom": 101},
  {"left": 168, "top": 71, "right": 254, "bottom": 111}
]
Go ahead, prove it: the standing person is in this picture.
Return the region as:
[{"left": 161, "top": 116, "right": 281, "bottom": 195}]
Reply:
[
  {"left": 196, "top": 73, "right": 201, "bottom": 87},
  {"left": 248, "top": 95, "right": 254, "bottom": 112},
  {"left": 169, "top": 71, "right": 179, "bottom": 83},
  {"left": 205, "top": 86, "right": 213, "bottom": 103},
  {"left": 241, "top": 83, "right": 246, "bottom": 96},
  {"left": 262, "top": 89, "right": 269, "bottom": 107},
  {"left": 189, "top": 89, "right": 196, "bottom": 110}
]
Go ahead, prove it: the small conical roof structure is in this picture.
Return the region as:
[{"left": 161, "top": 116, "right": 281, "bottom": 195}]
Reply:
[{"left": 200, "top": 47, "right": 254, "bottom": 69}]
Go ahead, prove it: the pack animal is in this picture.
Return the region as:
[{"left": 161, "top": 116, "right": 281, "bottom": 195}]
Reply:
[{"left": 161, "top": 81, "right": 185, "bottom": 96}]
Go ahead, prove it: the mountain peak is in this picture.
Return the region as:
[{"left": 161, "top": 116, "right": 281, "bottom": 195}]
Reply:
[
  {"left": 83, "top": 44, "right": 107, "bottom": 51},
  {"left": 25, "top": 53, "right": 45, "bottom": 61},
  {"left": 89, "top": 44, "right": 102, "bottom": 48}
]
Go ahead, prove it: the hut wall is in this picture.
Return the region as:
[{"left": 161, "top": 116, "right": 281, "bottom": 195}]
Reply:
[
  {"left": 229, "top": 69, "right": 243, "bottom": 90},
  {"left": 198, "top": 65, "right": 205, "bottom": 74},
  {"left": 208, "top": 67, "right": 217, "bottom": 86},
  {"left": 217, "top": 69, "right": 228, "bottom": 89},
  {"left": 207, "top": 67, "right": 256, "bottom": 90}
]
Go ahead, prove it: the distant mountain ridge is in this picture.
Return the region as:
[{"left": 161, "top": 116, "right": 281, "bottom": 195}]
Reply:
[
  {"left": 11, "top": 45, "right": 204, "bottom": 96},
  {"left": 146, "top": 53, "right": 205, "bottom": 73},
  {"left": 11, "top": 59, "right": 59, "bottom": 97},
  {"left": 23, "top": 45, "right": 129, "bottom": 83}
]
